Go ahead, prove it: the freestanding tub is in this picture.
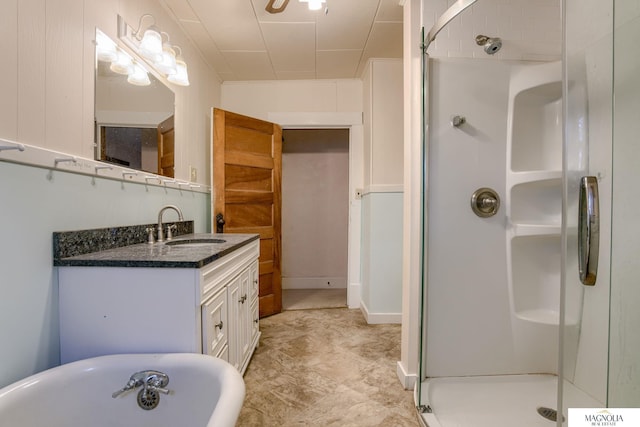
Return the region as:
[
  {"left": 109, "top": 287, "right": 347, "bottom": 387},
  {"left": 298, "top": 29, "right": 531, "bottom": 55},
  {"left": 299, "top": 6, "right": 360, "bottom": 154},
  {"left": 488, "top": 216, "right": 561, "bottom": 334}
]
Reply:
[{"left": 0, "top": 353, "right": 245, "bottom": 427}]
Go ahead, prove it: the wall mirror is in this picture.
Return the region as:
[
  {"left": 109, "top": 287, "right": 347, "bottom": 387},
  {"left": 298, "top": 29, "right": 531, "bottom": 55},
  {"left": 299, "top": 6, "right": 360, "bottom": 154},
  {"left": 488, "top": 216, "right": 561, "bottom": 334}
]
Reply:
[{"left": 94, "top": 29, "right": 175, "bottom": 177}]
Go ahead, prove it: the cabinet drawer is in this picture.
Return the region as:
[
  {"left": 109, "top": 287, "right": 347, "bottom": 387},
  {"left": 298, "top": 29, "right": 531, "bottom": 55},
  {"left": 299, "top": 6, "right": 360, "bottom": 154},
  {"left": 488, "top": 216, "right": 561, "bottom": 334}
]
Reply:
[{"left": 201, "top": 288, "right": 228, "bottom": 357}]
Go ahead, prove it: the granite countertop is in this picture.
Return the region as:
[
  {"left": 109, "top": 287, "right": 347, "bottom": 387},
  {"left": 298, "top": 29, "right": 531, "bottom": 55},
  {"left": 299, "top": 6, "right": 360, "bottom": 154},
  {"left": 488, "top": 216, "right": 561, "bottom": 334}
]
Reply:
[{"left": 54, "top": 233, "right": 260, "bottom": 269}]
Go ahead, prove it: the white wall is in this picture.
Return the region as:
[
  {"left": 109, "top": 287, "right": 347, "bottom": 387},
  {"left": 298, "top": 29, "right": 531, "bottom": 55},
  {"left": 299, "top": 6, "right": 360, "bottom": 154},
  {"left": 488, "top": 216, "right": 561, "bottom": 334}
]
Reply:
[
  {"left": 0, "top": 0, "right": 218, "bottom": 388},
  {"left": 282, "top": 129, "right": 349, "bottom": 290},
  {"left": 361, "top": 59, "right": 404, "bottom": 324}
]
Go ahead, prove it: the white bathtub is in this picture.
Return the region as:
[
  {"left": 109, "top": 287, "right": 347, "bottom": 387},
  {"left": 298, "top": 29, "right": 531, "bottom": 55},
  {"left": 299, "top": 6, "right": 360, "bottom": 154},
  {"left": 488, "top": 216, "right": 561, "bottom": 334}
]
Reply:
[{"left": 0, "top": 353, "right": 245, "bottom": 427}]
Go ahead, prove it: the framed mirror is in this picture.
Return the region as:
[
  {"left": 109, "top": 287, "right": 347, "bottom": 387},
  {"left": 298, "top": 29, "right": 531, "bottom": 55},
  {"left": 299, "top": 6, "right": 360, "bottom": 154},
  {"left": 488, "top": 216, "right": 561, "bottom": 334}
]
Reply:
[{"left": 94, "top": 29, "right": 175, "bottom": 177}]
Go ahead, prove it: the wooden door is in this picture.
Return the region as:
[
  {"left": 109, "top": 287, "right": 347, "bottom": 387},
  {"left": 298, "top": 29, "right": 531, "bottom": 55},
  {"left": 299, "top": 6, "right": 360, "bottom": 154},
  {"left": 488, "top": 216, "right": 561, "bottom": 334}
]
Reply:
[
  {"left": 213, "top": 108, "right": 282, "bottom": 318},
  {"left": 157, "top": 115, "right": 175, "bottom": 177}
]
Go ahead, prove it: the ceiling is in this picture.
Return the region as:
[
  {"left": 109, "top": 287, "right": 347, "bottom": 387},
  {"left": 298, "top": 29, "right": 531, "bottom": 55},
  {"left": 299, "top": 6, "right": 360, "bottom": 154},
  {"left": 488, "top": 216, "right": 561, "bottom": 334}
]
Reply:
[{"left": 161, "top": 0, "right": 403, "bottom": 81}]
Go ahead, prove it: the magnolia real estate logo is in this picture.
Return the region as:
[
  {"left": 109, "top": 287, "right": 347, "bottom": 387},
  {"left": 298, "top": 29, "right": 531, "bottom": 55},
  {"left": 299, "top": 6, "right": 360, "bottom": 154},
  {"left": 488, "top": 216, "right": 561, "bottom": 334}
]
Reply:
[{"left": 569, "top": 408, "right": 640, "bottom": 427}]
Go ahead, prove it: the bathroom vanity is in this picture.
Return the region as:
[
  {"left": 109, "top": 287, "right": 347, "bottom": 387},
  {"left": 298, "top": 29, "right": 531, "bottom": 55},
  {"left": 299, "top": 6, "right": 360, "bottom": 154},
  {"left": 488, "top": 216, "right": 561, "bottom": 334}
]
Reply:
[{"left": 56, "top": 232, "right": 260, "bottom": 375}]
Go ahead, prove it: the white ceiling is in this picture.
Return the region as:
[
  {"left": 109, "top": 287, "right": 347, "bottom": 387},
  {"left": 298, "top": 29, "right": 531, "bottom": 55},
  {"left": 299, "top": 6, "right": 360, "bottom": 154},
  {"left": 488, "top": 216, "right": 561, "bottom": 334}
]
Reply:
[{"left": 161, "top": 0, "right": 403, "bottom": 81}]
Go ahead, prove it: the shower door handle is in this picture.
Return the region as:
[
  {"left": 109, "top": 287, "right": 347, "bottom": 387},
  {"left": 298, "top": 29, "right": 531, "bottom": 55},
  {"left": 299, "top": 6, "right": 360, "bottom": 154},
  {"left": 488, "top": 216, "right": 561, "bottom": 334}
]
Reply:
[{"left": 578, "top": 176, "right": 599, "bottom": 286}]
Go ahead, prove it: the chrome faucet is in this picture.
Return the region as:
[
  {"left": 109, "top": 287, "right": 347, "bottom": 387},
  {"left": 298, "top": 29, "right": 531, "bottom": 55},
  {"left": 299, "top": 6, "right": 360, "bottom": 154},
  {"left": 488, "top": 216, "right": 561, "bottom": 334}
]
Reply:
[
  {"left": 157, "top": 205, "right": 184, "bottom": 242},
  {"left": 111, "top": 370, "right": 171, "bottom": 398}
]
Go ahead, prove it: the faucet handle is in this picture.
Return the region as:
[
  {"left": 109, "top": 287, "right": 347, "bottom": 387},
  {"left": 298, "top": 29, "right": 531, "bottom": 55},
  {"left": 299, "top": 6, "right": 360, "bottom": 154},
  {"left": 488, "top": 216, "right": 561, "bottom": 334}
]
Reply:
[
  {"left": 166, "top": 224, "right": 177, "bottom": 240},
  {"left": 145, "top": 227, "right": 155, "bottom": 244},
  {"left": 112, "top": 378, "right": 137, "bottom": 398}
]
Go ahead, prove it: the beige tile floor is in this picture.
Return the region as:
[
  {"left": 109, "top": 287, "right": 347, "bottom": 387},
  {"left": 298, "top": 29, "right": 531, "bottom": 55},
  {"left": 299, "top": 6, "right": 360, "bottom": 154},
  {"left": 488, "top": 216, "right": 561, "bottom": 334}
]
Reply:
[
  {"left": 282, "top": 288, "right": 347, "bottom": 310},
  {"left": 237, "top": 308, "right": 419, "bottom": 427}
]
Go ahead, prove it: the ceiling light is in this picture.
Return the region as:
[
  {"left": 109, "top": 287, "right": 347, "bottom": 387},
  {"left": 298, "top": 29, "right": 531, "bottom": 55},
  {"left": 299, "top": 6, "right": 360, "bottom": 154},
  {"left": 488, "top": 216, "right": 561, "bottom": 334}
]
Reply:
[{"left": 299, "top": 0, "right": 326, "bottom": 11}]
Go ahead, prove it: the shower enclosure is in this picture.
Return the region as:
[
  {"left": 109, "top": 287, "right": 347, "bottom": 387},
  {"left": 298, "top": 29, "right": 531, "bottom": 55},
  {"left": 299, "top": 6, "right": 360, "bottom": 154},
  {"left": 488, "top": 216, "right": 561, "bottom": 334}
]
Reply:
[{"left": 416, "top": 0, "right": 640, "bottom": 426}]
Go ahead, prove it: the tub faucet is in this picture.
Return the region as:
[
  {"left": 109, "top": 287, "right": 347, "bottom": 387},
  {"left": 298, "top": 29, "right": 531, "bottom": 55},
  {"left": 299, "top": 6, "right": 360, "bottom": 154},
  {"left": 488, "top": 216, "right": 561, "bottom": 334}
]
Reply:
[
  {"left": 112, "top": 370, "right": 171, "bottom": 398},
  {"left": 157, "top": 205, "right": 184, "bottom": 242}
]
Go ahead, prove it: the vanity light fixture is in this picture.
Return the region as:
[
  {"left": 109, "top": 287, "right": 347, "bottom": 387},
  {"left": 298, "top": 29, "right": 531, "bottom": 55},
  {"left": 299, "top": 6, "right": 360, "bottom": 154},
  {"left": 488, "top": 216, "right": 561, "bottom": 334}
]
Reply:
[{"left": 117, "top": 15, "right": 190, "bottom": 86}]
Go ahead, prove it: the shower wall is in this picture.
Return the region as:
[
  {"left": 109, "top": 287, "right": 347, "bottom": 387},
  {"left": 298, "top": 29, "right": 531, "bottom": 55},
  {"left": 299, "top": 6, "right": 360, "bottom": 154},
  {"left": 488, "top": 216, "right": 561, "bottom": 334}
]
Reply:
[
  {"left": 423, "top": 0, "right": 561, "bottom": 62},
  {"left": 426, "top": 58, "right": 515, "bottom": 377}
]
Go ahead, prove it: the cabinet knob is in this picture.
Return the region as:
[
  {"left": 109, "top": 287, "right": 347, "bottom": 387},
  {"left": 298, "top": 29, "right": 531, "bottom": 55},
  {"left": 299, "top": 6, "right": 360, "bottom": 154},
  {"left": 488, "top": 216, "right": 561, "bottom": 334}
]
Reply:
[
  {"left": 254, "top": 318, "right": 259, "bottom": 324},
  {"left": 239, "top": 294, "right": 247, "bottom": 304},
  {"left": 214, "top": 320, "right": 224, "bottom": 330}
]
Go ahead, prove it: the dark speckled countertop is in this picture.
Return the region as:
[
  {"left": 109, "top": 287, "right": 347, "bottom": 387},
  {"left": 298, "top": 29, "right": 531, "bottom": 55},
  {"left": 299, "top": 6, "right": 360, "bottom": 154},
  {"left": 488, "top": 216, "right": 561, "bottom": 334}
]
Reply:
[{"left": 54, "top": 233, "right": 259, "bottom": 269}]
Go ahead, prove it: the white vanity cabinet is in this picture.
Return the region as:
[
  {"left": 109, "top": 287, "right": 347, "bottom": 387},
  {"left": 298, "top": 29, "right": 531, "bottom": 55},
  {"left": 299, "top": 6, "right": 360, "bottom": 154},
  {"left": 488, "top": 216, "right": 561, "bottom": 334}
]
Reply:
[{"left": 59, "top": 239, "right": 260, "bottom": 375}]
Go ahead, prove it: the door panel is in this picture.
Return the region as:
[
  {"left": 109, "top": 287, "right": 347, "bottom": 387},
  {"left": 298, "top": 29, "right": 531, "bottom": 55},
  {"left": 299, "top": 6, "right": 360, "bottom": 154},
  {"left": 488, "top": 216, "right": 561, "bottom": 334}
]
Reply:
[
  {"left": 157, "top": 115, "right": 175, "bottom": 177},
  {"left": 213, "top": 108, "right": 282, "bottom": 318}
]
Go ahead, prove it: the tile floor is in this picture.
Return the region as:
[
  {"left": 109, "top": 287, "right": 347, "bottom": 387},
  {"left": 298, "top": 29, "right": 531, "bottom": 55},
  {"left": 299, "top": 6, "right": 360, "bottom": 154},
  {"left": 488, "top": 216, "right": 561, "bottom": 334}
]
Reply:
[
  {"left": 282, "top": 288, "right": 347, "bottom": 310},
  {"left": 237, "top": 308, "right": 419, "bottom": 426}
]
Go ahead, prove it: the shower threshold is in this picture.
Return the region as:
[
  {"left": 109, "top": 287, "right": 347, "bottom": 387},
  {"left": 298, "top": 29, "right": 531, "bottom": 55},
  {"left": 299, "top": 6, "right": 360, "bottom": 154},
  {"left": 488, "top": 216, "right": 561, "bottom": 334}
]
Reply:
[{"left": 418, "top": 374, "right": 601, "bottom": 427}]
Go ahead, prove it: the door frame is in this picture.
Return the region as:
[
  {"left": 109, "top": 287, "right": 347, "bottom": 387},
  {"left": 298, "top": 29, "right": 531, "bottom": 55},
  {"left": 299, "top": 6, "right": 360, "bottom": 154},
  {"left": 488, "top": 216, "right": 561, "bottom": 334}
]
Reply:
[{"left": 267, "top": 112, "right": 363, "bottom": 309}]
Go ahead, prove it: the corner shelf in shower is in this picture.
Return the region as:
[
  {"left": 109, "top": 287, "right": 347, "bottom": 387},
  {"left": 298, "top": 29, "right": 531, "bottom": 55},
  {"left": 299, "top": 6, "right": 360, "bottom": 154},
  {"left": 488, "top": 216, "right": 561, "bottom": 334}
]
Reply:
[{"left": 506, "top": 61, "right": 562, "bottom": 334}]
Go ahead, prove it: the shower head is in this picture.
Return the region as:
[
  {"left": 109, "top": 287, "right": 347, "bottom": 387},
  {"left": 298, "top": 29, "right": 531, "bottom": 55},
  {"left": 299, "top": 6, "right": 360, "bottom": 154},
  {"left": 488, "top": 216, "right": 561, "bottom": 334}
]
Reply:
[{"left": 475, "top": 35, "right": 502, "bottom": 55}]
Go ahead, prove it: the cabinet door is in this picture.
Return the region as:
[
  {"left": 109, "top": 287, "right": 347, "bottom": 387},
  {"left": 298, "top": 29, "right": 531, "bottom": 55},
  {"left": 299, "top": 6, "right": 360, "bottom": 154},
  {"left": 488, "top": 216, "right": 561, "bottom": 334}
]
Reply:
[
  {"left": 201, "top": 288, "right": 228, "bottom": 360},
  {"left": 226, "top": 274, "right": 242, "bottom": 370},
  {"left": 249, "top": 260, "right": 260, "bottom": 342},
  {"left": 239, "top": 268, "right": 251, "bottom": 361}
]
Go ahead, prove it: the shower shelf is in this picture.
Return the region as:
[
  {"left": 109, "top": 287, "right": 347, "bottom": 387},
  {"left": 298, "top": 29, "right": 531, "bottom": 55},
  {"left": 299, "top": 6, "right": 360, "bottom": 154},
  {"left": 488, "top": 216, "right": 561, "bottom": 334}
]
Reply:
[
  {"left": 510, "top": 222, "right": 560, "bottom": 237},
  {"left": 508, "top": 170, "right": 561, "bottom": 186},
  {"left": 515, "top": 308, "right": 560, "bottom": 325}
]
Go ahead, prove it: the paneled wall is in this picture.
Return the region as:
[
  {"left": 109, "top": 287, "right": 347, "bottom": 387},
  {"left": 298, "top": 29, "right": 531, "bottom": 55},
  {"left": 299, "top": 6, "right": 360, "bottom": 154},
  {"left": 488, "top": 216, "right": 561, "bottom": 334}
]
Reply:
[
  {"left": 0, "top": 0, "right": 218, "bottom": 388},
  {"left": 0, "top": 0, "right": 220, "bottom": 183}
]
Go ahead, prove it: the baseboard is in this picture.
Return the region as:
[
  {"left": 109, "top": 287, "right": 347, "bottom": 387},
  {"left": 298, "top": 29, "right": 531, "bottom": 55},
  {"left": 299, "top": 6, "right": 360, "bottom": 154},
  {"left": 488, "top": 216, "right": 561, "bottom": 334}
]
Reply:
[
  {"left": 348, "top": 282, "right": 361, "bottom": 309},
  {"left": 360, "top": 301, "right": 402, "bottom": 324},
  {"left": 396, "top": 361, "right": 417, "bottom": 390},
  {"left": 282, "top": 277, "right": 347, "bottom": 290}
]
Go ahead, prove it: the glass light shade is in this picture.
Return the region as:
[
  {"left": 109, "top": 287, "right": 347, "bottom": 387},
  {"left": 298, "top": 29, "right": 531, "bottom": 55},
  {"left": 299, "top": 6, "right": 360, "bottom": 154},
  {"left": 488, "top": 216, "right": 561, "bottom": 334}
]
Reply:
[
  {"left": 154, "top": 43, "right": 177, "bottom": 75},
  {"left": 96, "top": 31, "right": 117, "bottom": 62},
  {"left": 167, "top": 59, "right": 190, "bottom": 86},
  {"left": 138, "top": 27, "right": 162, "bottom": 62},
  {"left": 110, "top": 51, "right": 132, "bottom": 74},
  {"left": 127, "top": 63, "right": 151, "bottom": 86}
]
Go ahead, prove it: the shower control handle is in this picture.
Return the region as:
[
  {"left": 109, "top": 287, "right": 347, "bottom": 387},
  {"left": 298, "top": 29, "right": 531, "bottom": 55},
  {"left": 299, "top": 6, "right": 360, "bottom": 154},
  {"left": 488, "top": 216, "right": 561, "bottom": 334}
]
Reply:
[
  {"left": 578, "top": 176, "right": 599, "bottom": 286},
  {"left": 470, "top": 188, "right": 500, "bottom": 218}
]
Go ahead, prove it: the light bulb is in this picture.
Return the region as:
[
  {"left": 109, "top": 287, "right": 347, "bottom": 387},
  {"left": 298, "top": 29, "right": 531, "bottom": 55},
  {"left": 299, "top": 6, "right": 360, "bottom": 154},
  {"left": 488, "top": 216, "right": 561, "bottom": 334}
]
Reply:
[
  {"left": 110, "top": 50, "right": 132, "bottom": 75},
  {"left": 154, "top": 43, "right": 177, "bottom": 75},
  {"left": 96, "top": 31, "right": 117, "bottom": 62},
  {"left": 308, "top": 0, "right": 324, "bottom": 10},
  {"left": 138, "top": 27, "right": 162, "bottom": 62},
  {"left": 167, "top": 59, "right": 189, "bottom": 86},
  {"left": 127, "top": 63, "right": 151, "bottom": 86}
]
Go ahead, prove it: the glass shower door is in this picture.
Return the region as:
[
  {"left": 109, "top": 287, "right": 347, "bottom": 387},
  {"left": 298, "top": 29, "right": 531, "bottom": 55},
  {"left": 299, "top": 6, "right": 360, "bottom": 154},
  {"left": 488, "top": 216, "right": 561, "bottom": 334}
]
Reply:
[
  {"left": 562, "top": 0, "right": 640, "bottom": 419},
  {"left": 607, "top": 0, "right": 640, "bottom": 408}
]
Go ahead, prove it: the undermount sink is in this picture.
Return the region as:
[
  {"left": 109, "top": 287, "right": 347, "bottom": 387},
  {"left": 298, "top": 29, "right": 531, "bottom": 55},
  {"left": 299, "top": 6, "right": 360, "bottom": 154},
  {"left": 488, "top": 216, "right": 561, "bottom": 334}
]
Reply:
[{"left": 165, "top": 238, "right": 226, "bottom": 247}]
